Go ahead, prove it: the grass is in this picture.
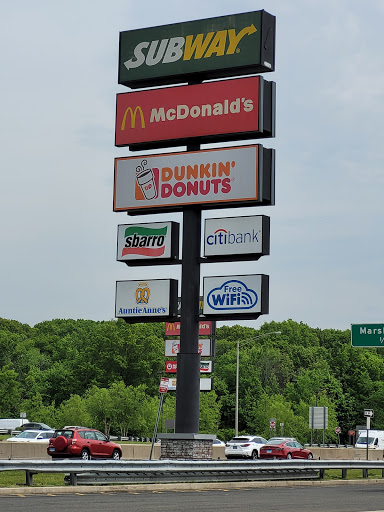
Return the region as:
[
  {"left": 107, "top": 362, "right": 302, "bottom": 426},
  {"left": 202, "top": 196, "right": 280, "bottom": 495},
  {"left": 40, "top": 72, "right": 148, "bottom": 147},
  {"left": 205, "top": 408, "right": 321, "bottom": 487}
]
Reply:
[
  {"left": 0, "top": 471, "right": 65, "bottom": 487},
  {"left": 323, "top": 469, "right": 384, "bottom": 480}
]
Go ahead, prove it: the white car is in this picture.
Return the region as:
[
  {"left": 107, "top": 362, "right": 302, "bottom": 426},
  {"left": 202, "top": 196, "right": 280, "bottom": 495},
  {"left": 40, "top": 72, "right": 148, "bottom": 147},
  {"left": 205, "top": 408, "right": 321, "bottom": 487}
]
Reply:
[
  {"left": 7, "top": 429, "right": 55, "bottom": 442},
  {"left": 212, "top": 437, "right": 226, "bottom": 447},
  {"left": 225, "top": 435, "right": 268, "bottom": 459}
]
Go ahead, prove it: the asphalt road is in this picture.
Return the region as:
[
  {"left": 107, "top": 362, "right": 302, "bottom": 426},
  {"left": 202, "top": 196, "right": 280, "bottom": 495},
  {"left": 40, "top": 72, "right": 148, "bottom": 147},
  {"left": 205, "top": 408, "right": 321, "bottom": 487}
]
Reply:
[{"left": 1, "top": 483, "right": 384, "bottom": 512}]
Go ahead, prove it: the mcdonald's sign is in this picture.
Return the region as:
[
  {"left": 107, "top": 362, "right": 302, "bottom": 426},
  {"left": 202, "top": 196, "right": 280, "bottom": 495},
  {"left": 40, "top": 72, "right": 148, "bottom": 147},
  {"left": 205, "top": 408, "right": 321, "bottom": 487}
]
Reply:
[
  {"left": 165, "top": 321, "right": 212, "bottom": 336},
  {"left": 115, "top": 76, "right": 275, "bottom": 150}
]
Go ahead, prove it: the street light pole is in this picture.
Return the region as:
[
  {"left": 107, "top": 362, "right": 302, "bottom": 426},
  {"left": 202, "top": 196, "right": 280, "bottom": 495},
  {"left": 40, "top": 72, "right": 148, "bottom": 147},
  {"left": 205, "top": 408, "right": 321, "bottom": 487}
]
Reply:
[
  {"left": 234, "top": 331, "right": 281, "bottom": 437},
  {"left": 235, "top": 339, "right": 240, "bottom": 437}
]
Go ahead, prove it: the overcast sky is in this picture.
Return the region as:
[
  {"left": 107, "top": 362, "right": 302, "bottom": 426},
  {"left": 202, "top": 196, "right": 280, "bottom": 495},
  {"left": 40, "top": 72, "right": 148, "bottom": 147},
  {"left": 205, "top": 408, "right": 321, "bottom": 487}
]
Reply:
[{"left": 1, "top": 0, "right": 383, "bottom": 331}]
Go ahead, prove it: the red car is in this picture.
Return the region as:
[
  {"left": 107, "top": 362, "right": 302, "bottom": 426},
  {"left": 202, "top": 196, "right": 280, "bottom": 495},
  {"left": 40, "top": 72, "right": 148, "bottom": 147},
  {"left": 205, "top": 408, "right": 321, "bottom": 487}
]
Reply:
[
  {"left": 259, "top": 438, "right": 313, "bottom": 459},
  {"left": 47, "top": 427, "right": 122, "bottom": 460}
]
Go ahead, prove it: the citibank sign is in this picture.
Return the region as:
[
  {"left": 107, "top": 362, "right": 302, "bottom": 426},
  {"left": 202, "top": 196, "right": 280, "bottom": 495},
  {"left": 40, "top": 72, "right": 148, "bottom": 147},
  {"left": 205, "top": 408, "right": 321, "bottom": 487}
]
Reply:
[{"left": 204, "top": 215, "right": 270, "bottom": 259}]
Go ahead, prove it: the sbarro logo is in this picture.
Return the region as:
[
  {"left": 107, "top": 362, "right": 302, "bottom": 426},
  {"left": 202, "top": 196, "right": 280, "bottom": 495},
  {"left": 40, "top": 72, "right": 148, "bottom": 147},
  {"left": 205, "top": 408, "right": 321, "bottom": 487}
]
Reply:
[
  {"left": 122, "top": 225, "right": 167, "bottom": 258},
  {"left": 207, "top": 279, "right": 258, "bottom": 310}
]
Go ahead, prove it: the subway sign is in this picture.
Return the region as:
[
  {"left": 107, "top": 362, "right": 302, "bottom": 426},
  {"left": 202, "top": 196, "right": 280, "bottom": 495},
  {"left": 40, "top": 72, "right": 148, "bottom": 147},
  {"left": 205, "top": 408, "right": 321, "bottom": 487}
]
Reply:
[
  {"left": 115, "top": 76, "right": 275, "bottom": 150},
  {"left": 118, "top": 10, "right": 275, "bottom": 88},
  {"left": 203, "top": 274, "right": 269, "bottom": 319},
  {"left": 117, "top": 221, "right": 179, "bottom": 264},
  {"left": 113, "top": 144, "right": 275, "bottom": 213}
]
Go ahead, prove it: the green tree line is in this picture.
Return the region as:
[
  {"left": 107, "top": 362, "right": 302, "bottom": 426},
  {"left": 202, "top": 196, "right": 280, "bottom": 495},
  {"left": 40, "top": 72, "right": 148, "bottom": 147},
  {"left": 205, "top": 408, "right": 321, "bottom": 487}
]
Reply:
[{"left": 0, "top": 317, "right": 382, "bottom": 443}]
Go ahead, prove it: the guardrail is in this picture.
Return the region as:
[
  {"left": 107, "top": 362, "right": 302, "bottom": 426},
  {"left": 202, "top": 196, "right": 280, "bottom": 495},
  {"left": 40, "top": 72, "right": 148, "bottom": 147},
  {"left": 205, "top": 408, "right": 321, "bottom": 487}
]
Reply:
[{"left": 1, "top": 459, "right": 384, "bottom": 487}]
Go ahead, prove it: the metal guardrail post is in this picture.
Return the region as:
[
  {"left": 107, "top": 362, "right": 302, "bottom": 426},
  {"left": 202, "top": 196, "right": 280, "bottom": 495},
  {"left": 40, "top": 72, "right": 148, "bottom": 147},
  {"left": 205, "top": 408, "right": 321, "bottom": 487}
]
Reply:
[
  {"left": 69, "top": 473, "right": 78, "bottom": 486},
  {"left": 25, "top": 470, "right": 35, "bottom": 486},
  {"left": 342, "top": 469, "right": 347, "bottom": 479}
]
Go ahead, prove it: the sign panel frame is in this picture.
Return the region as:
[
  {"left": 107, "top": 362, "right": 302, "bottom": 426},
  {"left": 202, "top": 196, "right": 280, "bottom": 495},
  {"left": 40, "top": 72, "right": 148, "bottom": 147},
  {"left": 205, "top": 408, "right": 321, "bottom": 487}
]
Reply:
[
  {"left": 167, "top": 378, "right": 213, "bottom": 392},
  {"left": 203, "top": 214, "right": 270, "bottom": 262},
  {"left": 115, "top": 76, "right": 275, "bottom": 151},
  {"left": 165, "top": 338, "right": 211, "bottom": 357},
  {"left": 118, "top": 10, "right": 276, "bottom": 88},
  {"left": 351, "top": 324, "right": 384, "bottom": 347},
  {"left": 115, "top": 279, "right": 178, "bottom": 323},
  {"left": 202, "top": 274, "right": 269, "bottom": 320},
  {"left": 114, "top": 144, "right": 275, "bottom": 214},
  {"left": 117, "top": 221, "right": 180, "bottom": 266}
]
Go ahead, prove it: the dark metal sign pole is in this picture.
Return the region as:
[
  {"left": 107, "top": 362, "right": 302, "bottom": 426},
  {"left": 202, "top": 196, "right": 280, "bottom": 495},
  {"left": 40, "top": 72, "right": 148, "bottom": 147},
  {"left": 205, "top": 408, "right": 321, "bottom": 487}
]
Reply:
[{"left": 175, "top": 141, "right": 201, "bottom": 433}]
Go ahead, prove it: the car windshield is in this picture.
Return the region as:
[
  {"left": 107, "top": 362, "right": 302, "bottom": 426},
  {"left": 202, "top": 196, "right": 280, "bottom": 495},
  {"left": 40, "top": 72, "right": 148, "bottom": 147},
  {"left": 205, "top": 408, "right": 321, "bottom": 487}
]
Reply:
[
  {"left": 266, "top": 438, "right": 287, "bottom": 445},
  {"left": 15, "top": 431, "right": 38, "bottom": 439},
  {"left": 229, "top": 437, "right": 250, "bottom": 443},
  {"left": 356, "top": 436, "right": 375, "bottom": 444}
]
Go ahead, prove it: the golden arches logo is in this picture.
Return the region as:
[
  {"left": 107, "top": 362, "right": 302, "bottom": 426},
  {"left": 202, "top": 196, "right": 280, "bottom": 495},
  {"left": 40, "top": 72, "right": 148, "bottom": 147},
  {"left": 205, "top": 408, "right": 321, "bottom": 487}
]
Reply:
[
  {"left": 121, "top": 106, "right": 145, "bottom": 130},
  {"left": 136, "top": 282, "right": 150, "bottom": 304},
  {"left": 166, "top": 322, "right": 178, "bottom": 332}
]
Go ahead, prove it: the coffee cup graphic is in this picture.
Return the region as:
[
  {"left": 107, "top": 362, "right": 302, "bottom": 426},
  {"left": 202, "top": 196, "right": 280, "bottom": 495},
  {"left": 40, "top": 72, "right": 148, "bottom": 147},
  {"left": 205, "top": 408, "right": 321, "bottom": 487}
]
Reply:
[{"left": 136, "top": 159, "right": 157, "bottom": 200}]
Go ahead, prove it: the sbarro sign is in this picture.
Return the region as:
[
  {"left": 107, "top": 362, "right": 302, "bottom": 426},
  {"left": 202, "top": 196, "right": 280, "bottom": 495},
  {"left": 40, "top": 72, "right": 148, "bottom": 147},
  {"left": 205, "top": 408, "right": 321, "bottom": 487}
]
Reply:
[
  {"left": 115, "top": 76, "right": 275, "bottom": 150},
  {"left": 203, "top": 274, "right": 269, "bottom": 319},
  {"left": 115, "top": 279, "right": 177, "bottom": 322},
  {"left": 113, "top": 144, "right": 274, "bottom": 213},
  {"left": 118, "top": 10, "right": 275, "bottom": 88},
  {"left": 117, "top": 221, "right": 179, "bottom": 263},
  {"left": 204, "top": 215, "right": 270, "bottom": 259}
]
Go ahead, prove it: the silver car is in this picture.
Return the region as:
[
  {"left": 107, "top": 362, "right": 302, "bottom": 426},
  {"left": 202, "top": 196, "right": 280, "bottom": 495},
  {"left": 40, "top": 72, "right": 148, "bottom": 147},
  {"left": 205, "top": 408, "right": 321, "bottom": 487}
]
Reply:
[
  {"left": 225, "top": 435, "right": 268, "bottom": 459},
  {"left": 7, "top": 429, "right": 55, "bottom": 442}
]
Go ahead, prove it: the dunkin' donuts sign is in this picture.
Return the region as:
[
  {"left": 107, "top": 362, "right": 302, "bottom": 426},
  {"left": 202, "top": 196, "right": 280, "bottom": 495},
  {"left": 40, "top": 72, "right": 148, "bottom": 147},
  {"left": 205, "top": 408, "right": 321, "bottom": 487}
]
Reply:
[
  {"left": 113, "top": 144, "right": 275, "bottom": 212},
  {"left": 115, "top": 76, "right": 275, "bottom": 149}
]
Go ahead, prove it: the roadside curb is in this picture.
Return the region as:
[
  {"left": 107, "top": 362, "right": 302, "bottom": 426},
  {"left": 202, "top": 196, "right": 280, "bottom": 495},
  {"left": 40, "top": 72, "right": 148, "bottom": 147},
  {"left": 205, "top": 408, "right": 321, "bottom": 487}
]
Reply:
[{"left": 1, "top": 478, "right": 384, "bottom": 496}]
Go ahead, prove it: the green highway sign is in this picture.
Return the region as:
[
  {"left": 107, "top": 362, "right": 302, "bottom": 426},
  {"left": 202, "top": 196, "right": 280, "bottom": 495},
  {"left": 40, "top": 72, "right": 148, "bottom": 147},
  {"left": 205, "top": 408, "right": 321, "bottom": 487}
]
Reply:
[
  {"left": 118, "top": 10, "right": 275, "bottom": 88},
  {"left": 351, "top": 323, "right": 384, "bottom": 347}
]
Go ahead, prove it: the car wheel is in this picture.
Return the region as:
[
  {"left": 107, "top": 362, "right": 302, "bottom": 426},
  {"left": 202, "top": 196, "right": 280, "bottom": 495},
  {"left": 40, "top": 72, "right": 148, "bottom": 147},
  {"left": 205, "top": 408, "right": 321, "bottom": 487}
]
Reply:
[
  {"left": 112, "top": 449, "right": 121, "bottom": 460},
  {"left": 307, "top": 452, "right": 313, "bottom": 459},
  {"left": 81, "top": 448, "right": 90, "bottom": 460},
  {"left": 286, "top": 453, "right": 292, "bottom": 459},
  {"left": 251, "top": 450, "right": 258, "bottom": 460}
]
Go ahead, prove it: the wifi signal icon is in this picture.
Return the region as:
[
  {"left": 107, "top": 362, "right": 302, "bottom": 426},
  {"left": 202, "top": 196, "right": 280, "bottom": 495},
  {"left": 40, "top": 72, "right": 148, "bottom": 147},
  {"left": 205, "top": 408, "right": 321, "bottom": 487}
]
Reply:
[{"left": 241, "top": 292, "right": 256, "bottom": 306}]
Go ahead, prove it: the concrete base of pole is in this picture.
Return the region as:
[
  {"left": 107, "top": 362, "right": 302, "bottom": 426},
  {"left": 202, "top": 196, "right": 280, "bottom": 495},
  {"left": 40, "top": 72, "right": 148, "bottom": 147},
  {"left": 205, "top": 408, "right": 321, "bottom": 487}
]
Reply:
[{"left": 158, "top": 434, "right": 215, "bottom": 460}]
